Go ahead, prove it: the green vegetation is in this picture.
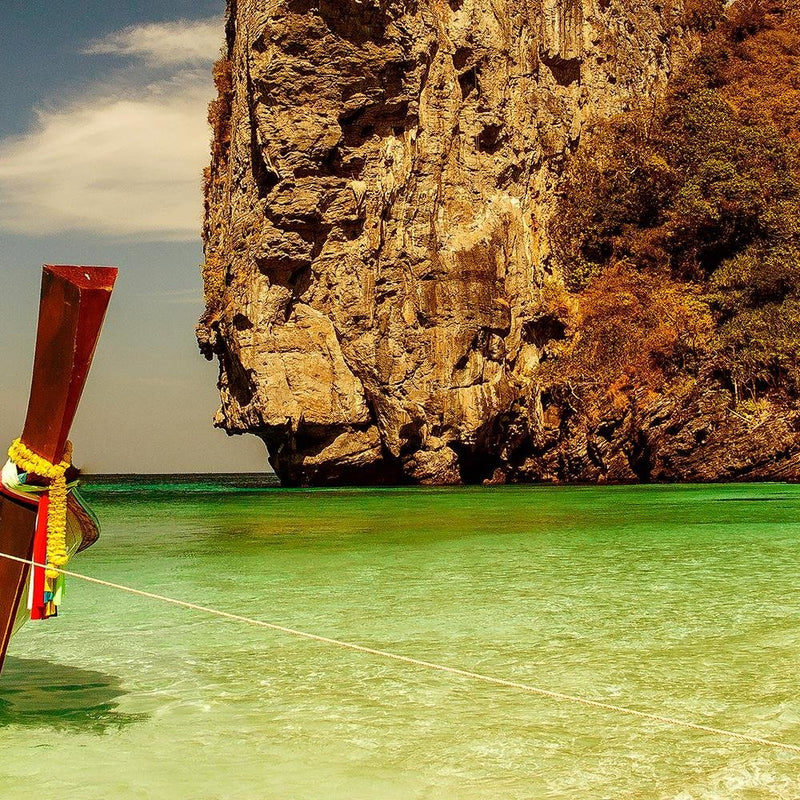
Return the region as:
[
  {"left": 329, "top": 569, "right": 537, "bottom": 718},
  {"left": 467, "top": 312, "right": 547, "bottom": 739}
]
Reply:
[{"left": 550, "top": 0, "right": 800, "bottom": 405}]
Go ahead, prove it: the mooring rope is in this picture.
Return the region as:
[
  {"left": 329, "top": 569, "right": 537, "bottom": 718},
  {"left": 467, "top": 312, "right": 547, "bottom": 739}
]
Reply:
[{"left": 2, "top": 550, "right": 799, "bottom": 756}]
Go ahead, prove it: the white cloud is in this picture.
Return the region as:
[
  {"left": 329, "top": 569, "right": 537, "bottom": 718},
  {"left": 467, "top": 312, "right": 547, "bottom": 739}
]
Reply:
[
  {"left": 84, "top": 18, "right": 223, "bottom": 67},
  {"left": 0, "top": 19, "right": 223, "bottom": 241}
]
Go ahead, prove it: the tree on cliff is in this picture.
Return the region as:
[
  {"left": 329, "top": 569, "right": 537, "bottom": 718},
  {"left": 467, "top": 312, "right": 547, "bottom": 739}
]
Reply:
[{"left": 551, "top": 0, "right": 800, "bottom": 407}]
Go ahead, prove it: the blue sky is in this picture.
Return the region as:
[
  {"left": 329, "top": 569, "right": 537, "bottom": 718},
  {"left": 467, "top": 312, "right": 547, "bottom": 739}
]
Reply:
[{"left": 0, "top": 2, "right": 268, "bottom": 473}]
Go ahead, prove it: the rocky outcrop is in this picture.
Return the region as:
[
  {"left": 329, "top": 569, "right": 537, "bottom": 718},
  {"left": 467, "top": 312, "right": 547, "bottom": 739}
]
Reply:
[
  {"left": 199, "top": 0, "right": 798, "bottom": 485},
  {"left": 518, "top": 382, "right": 800, "bottom": 485}
]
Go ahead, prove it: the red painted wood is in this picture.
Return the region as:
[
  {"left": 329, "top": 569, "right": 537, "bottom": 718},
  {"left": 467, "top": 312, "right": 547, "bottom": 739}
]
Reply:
[
  {"left": 22, "top": 265, "right": 117, "bottom": 464},
  {"left": 0, "top": 265, "right": 117, "bottom": 673},
  {"left": 30, "top": 497, "right": 49, "bottom": 622},
  {"left": 0, "top": 498, "right": 37, "bottom": 664}
]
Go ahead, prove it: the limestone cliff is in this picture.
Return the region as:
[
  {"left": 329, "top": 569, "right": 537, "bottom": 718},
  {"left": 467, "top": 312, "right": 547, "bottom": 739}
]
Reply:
[{"left": 199, "top": 0, "right": 800, "bottom": 485}]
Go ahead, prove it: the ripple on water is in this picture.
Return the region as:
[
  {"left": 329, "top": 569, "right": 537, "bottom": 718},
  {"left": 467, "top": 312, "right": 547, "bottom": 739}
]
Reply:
[{"left": 1, "top": 479, "right": 799, "bottom": 799}]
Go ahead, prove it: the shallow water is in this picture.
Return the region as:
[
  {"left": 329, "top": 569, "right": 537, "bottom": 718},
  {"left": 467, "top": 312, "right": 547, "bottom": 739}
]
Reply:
[{"left": 2, "top": 479, "right": 800, "bottom": 799}]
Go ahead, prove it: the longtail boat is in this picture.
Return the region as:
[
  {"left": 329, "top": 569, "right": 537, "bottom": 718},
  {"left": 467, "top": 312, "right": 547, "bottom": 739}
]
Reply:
[{"left": 0, "top": 265, "right": 117, "bottom": 675}]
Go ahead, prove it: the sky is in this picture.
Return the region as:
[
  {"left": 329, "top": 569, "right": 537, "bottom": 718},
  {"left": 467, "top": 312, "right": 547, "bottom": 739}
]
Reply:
[{"left": 0, "top": 2, "right": 268, "bottom": 473}]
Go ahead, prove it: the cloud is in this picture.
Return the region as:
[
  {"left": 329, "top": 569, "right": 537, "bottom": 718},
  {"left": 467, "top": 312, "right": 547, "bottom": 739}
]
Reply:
[
  {"left": 84, "top": 18, "right": 223, "bottom": 67},
  {"left": 0, "top": 19, "right": 223, "bottom": 241}
]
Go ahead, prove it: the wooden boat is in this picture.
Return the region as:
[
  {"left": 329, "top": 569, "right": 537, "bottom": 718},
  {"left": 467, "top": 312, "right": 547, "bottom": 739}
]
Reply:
[{"left": 0, "top": 265, "right": 117, "bottom": 675}]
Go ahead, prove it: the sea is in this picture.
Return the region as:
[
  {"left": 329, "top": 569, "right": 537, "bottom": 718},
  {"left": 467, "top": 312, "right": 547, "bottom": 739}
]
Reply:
[{"left": 1, "top": 476, "right": 799, "bottom": 799}]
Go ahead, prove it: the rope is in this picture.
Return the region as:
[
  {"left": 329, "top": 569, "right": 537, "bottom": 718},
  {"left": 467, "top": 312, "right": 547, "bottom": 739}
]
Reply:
[{"left": 2, "top": 550, "right": 799, "bottom": 756}]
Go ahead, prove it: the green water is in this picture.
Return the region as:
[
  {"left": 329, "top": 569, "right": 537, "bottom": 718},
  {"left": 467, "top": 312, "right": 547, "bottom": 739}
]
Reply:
[{"left": 2, "top": 479, "right": 800, "bottom": 799}]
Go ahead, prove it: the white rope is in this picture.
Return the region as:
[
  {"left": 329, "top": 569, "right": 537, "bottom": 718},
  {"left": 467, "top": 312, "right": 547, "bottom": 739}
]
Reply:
[{"left": 3, "top": 550, "right": 800, "bottom": 756}]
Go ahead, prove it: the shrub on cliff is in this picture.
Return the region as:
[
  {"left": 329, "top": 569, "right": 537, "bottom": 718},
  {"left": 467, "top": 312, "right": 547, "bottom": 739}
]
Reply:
[
  {"left": 539, "top": 265, "right": 712, "bottom": 411},
  {"left": 550, "top": 0, "right": 800, "bottom": 402}
]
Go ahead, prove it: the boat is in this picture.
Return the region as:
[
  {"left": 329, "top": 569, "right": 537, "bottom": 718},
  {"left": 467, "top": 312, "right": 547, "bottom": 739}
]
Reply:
[{"left": 0, "top": 265, "right": 117, "bottom": 675}]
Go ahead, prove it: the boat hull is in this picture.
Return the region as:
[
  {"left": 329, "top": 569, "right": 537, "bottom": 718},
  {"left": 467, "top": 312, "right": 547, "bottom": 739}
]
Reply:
[
  {"left": 0, "top": 265, "right": 116, "bottom": 674},
  {"left": 0, "top": 492, "right": 37, "bottom": 666}
]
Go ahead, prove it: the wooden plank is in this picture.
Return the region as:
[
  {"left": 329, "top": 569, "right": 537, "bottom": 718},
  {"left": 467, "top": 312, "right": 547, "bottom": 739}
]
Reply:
[
  {"left": 0, "top": 494, "right": 37, "bottom": 668},
  {"left": 22, "top": 266, "right": 117, "bottom": 463}
]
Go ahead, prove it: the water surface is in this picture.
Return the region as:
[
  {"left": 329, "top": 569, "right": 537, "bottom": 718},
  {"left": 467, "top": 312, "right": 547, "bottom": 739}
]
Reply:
[{"left": 2, "top": 479, "right": 799, "bottom": 799}]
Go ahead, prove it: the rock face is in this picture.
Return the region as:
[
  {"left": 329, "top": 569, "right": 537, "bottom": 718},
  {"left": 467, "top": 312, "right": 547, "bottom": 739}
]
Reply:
[{"left": 199, "top": 0, "right": 799, "bottom": 485}]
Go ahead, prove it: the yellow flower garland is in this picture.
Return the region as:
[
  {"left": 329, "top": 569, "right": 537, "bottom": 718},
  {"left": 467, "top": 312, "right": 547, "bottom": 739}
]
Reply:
[{"left": 8, "top": 438, "right": 73, "bottom": 579}]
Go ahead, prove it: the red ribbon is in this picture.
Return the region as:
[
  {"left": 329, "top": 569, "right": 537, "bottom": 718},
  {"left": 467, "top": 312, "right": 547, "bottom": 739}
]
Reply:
[{"left": 30, "top": 494, "right": 50, "bottom": 620}]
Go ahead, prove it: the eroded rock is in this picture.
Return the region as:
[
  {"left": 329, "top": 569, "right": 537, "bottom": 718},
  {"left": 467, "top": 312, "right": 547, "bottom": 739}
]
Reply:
[{"left": 199, "top": 0, "right": 792, "bottom": 486}]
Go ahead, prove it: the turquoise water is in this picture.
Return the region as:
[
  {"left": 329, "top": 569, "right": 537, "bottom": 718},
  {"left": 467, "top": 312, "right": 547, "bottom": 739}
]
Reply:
[{"left": 2, "top": 479, "right": 800, "bottom": 799}]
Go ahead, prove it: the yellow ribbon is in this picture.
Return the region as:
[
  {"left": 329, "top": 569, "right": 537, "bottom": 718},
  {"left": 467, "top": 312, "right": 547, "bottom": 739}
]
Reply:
[{"left": 8, "top": 439, "right": 73, "bottom": 579}]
